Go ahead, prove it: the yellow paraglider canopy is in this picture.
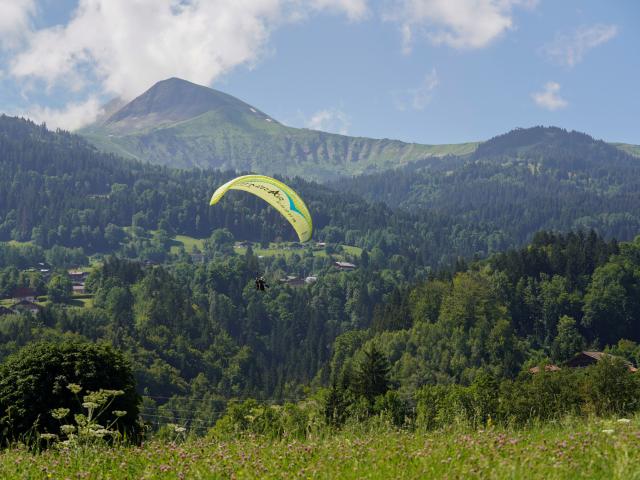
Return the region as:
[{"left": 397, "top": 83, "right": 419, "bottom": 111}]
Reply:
[{"left": 209, "top": 175, "right": 313, "bottom": 242}]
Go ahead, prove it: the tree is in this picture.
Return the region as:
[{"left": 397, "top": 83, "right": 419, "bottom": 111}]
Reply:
[
  {"left": 551, "top": 315, "right": 585, "bottom": 363},
  {"left": 204, "top": 228, "right": 235, "bottom": 257},
  {"left": 351, "top": 344, "right": 391, "bottom": 403},
  {"left": 583, "top": 260, "right": 640, "bottom": 344},
  {"left": 47, "top": 273, "right": 72, "bottom": 303},
  {"left": 0, "top": 342, "right": 141, "bottom": 445}
]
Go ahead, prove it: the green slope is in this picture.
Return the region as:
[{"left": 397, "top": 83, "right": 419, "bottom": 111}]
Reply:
[
  {"left": 613, "top": 143, "right": 640, "bottom": 157},
  {"left": 79, "top": 78, "right": 477, "bottom": 181}
]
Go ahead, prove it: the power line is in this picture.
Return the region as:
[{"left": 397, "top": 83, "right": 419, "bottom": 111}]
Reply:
[{"left": 142, "top": 393, "right": 305, "bottom": 403}]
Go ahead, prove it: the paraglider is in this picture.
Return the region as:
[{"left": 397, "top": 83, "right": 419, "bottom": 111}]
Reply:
[
  {"left": 255, "top": 275, "right": 269, "bottom": 291},
  {"left": 209, "top": 175, "right": 313, "bottom": 243}
]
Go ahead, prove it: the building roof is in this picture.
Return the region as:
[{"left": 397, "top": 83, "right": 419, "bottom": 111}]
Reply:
[
  {"left": 566, "top": 351, "right": 637, "bottom": 371},
  {"left": 68, "top": 270, "right": 87, "bottom": 276},
  {"left": 11, "top": 287, "right": 36, "bottom": 298},
  {"left": 529, "top": 364, "right": 561, "bottom": 374},
  {"left": 334, "top": 261, "right": 356, "bottom": 268},
  {"left": 10, "top": 299, "right": 42, "bottom": 310}
]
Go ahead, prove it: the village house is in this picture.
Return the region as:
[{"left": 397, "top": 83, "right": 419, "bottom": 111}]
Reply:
[
  {"left": 68, "top": 270, "right": 89, "bottom": 283},
  {"left": 10, "top": 300, "right": 42, "bottom": 315},
  {"left": 528, "top": 364, "right": 561, "bottom": 374},
  {"left": 279, "top": 275, "right": 306, "bottom": 287},
  {"left": 566, "top": 351, "right": 637, "bottom": 372},
  {"left": 529, "top": 351, "right": 639, "bottom": 374},
  {"left": 11, "top": 287, "right": 36, "bottom": 303},
  {"left": 334, "top": 261, "right": 356, "bottom": 271}
]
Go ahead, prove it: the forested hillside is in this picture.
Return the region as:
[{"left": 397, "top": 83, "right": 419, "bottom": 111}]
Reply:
[
  {"left": 0, "top": 115, "right": 525, "bottom": 270},
  {"left": 333, "top": 127, "right": 640, "bottom": 251},
  {"left": 3, "top": 116, "right": 640, "bottom": 430}
]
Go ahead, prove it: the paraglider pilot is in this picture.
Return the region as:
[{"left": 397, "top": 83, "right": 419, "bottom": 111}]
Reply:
[{"left": 255, "top": 275, "right": 269, "bottom": 291}]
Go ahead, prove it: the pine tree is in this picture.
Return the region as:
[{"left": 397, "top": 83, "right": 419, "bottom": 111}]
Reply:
[{"left": 352, "top": 344, "right": 391, "bottom": 403}]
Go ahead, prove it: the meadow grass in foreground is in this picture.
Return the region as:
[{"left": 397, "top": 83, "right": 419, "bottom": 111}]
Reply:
[{"left": 1, "top": 418, "right": 640, "bottom": 479}]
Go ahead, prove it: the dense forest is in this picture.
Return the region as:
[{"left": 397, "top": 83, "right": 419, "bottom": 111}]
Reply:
[
  {"left": 333, "top": 127, "right": 640, "bottom": 248},
  {"left": 0, "top": 115, "right": 498, "bottom": 271},
  {"left": 2, "top": 229, "right": 640, "bottom": 430},
  {"left": 2, "top": 117, "right": 640, "bottom": 431}
]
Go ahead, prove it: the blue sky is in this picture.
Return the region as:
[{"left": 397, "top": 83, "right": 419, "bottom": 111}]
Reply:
[{"left": 0, "top": 0, "right": 637, "bottom": 144}]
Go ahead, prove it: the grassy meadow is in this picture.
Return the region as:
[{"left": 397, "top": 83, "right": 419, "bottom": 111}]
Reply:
[
  {"left": 2, "top": 418, "right": 640, "bottom": 479},
  {"left": 169, "top": 233, "right": 362, "bottom": 260}
]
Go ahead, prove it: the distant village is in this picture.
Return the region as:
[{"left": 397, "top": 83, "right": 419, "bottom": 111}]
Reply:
[
  {"left": 0, "top": 265, "right": 88, "bottom": 316},
  {"left": 0, "top": 259, "right": 635, "bottom": 376}
]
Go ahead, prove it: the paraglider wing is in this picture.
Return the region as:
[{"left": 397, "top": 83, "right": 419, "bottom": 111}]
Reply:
[{"left": 209, "top": 175, "right": 313, "bottom": 242}]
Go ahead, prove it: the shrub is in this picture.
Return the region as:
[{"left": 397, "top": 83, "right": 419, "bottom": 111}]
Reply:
[
  {"left": 373, "top": 391, "right": 410, "bottom": 427},
  {"left": 210, "top": 399, "right": 322, "bottom": 440},
  {"left": 0, "top": 341, "right": 141, "bottom": 446},
  {"left": 581, "top": 357, "right": 640, "bottom": 416},
  {"left": 499, "top": 369, "right": 583, "bottom": 425}
]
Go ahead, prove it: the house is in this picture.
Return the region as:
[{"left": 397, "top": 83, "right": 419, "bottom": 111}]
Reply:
[
  {"left": 0, "top": 306, "right": 14, "bottom": 316},
  {"left": 280, "top": 275, "right": 306, "bottom": 287},
  {"left": 315, "top": 242, "right": 327, "bottom": 248},
  {"left": 68, "top": 270, "right": 89, "bottom": 282},
  {"left": 10, "top": 300, "right": 42, "bottom": 315},
  {"left": 72, "top": 284, "right": 86, "bottom": 295},
  {"left": 11, "top": 287, "right": 36, "bottom": 303},
  {"left": 528, "top": 364, "right": 561, "bottom": 374},
  {"left": 305, "top": 276, "right": 318, "bottom": 285},
  {"left": 566, "top": 351, "right": 637, "bottom": 372},
  {"left": 334, "top": 261, "right": 356, "bottom": 271}
]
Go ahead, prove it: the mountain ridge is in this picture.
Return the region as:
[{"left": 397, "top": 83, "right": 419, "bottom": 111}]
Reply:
[
  {"left": 79, "top": 78, "right": 478, "bottom": 180},
  {"left": 79, "top": 78, "right": 639, "bottom": 181}
]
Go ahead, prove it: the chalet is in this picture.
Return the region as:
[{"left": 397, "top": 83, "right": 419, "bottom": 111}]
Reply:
[
  {"left": 10, "top": 300, "right": 42, "bottom": 315},
  {"left": 280, "top": 275, "right": 306, "bottom": 287},
  {"left": 566, "top": 351, "right": 637, "bottom": 372},
  {"left": 68, "top": 270, "right": 89, "bottom": 282},
  {"left": 0, "top": 306, "right": 14, "bottom": 316},
  {"left": 334, "top": 261, "right": 356, "bottom": 271},
  {"left": 11, "top": 287, "right": 36, "bottom": 303},
  {"left": 528, "top": 364, "right": 561, "bottom": 374}
]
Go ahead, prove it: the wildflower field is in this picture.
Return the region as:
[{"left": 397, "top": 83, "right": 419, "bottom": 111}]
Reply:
[{"left": 2, "top": 418, "right": 640, "bottom": 479}]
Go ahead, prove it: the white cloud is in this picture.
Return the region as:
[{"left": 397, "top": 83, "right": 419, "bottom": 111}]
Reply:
[
  {"left": 543, "top": 24, "right": 618, "bottom": 68},
  {"left": 385, "top": 0, "right": 537, "bottom": 53},
  {"left": 24, "top": 96, "right": 104, "bottom": 131},
  {"left": 0, "top": 0, "right": 36, "bottom": 48},
  {"left": 305, "top": 108, "right": 351, "bottom": 134},
  {"left": 310, "top": 0, "right": 368, "bottom": 21},
  {"left": 393, "top": 68, "right": 439, "bottom": 110},
  {"left": 7, "top": 0, "right": 367, "bottom": 129},
  {"left": 532, "top": 82, "right": 567, "bottom": 111}
]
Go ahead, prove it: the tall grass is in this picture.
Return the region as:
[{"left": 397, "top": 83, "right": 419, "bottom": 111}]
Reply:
[{"left": 0, "top": 416, "right": 639, "bottom": 479}]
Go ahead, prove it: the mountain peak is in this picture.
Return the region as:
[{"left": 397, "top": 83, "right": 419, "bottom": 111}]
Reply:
[
  {"left": 473, "top": 126, "right": 611, "bottom": 159},
  {"left": 100, "top": 77, "right": 273, "bottom": 133}
]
